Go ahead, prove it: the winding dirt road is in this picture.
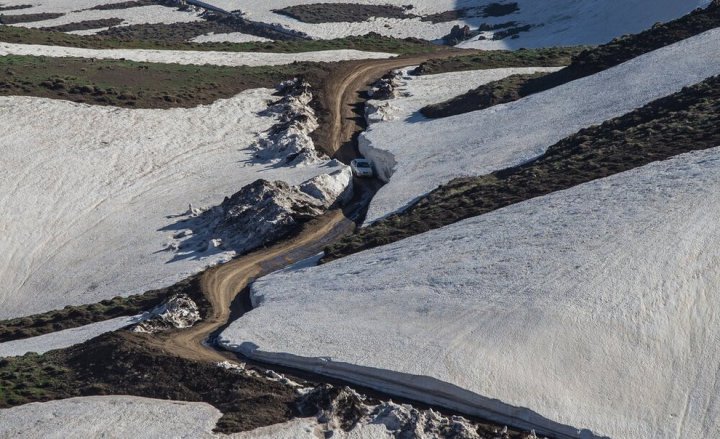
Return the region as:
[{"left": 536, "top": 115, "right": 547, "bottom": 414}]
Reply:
[{"left": 159, "top": 49, "right": 473, "bottom": 363}]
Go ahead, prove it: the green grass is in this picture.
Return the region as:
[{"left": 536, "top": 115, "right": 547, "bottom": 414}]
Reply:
[
  {"left": 0, "top": 25, "right": 440, "bottom": 55},
  {"left": 411, "top": 46, "right": 586, "bottom": 75},
  {"left": 0, "top": 54, "right": 330, "bottom": 108}
]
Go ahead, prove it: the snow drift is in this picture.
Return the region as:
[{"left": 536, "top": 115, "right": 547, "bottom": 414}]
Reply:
[
  {"left": 361, "top": 27, "right": 720, "bottom": 223},
  {"left": 221, "top": 146, "right": 720, "bottom": 439}
]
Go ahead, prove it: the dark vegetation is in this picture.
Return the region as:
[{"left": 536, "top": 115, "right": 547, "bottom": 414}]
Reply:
[
  {"left": 422, "top": 0, "right": 720, "bottom": 118},
  {"left": 0, "top": 332, "right": 298, "bottom": 433},
  {"left": 411, "top": 46, "right": 584, "bottom": 75},
  {"left": 274, "top": 3, "right": 413, "bottom": 23},
  {"left": 422, "top": 2, "right": 519, "bottom": 23},
  {"left": 323, "top": 75, "right": 720, "bottom": 262},
  {"left": 421, "top": 71, "right": 545, "bottom": 118},
  {"left": 0, "top": 24, "right": 439, "bottom": 54},
  {"left": 0, "top": 55, "right": 337, "bottom": 108},
  {"left": 0, "top": 12, "right": 63, "bottom": 24},
  {"left": 82, "top": 0, "right": 156, "bottom": 11},
  {"left": 0, "top": 276, "right": 208, "bottom": 344},
  {"left": 0, "top": 4, "right": 32, "bottom": 11},
  {"left": 41, "top": 18, "right": 124, "bottom": 33}
]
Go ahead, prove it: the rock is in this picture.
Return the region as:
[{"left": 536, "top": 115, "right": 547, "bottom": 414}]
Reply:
[{"left": 131, "top": 294, "right": 201, "bottom": 333}]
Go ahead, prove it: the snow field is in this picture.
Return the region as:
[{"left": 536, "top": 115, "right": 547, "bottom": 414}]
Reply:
[
  {"left": 361, "top": 27, "right": 720, "bottom": 223},
  {"left": 221, "top": 146, "right": 720, "bottom": 439},
  {"left": 0, "top": 316, "right": 141, "bottom": 358},
  {"left": 12, "top": 5, "right": 203, "bottom": 30},
  {"left": 192, "top": 32, "right": 273, "bottom": 44},
  {"left": 193, "top": 0, "right": 704, "bottom": 44},
  {"left": 0, "top": 89, "right": 343, "bottom": 319},
  {"left": 0, "top": 42, "right": 395, "bottom": 67}
]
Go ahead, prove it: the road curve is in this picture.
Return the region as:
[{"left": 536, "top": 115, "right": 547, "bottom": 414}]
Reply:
[{"left": 158, "top": 49, "right": 476, "bottom": 363}]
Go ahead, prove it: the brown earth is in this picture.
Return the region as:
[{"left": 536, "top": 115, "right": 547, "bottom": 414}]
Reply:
[{"left": 0, "top": 12, "right": 63, "bottom": 24}]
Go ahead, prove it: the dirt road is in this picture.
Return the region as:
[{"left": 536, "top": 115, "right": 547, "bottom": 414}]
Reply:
[{"left": 159, "top": 49, "right": 474, "bottom": 362}]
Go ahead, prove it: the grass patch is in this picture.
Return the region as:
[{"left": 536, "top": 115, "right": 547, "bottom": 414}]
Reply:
[
  {"left": 42, "top": 18, "right": 124, "bottom": 33},
  {"left": 411, "top": 46, "right": 584, "bottom": 75},
  {"left": 0, "top": 12, "right": 62, "bottom": 24},
  {"left": 274, "top": 3, "right": 413, "bottom": 23},
  {"left": 422, "top": 1, "right": 720, "bottom": 117},
  {"left": 323, "top": 75, "right": 720, "bottom": 262},
  {"left": 0, "top": 55, "right": 336, "bottom": 108},
  {"left": 421, "top": 72, "right": 545, "bottom": 118},
  {"left": 0, "top": 24, "right": 439, "bottom": 54},
  {"left": 0, "top": 332, "right": 298, "bottom": 433},
  {"left": 0, "top": 276, "right": 208, "bottom": 344}
]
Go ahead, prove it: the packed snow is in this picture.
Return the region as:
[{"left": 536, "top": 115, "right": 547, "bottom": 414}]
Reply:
[
  {"left": 360, "top": 27, "right": 720, "bottom": 223},
  {"left": 0, "top": 42, "right": 395, "bottom": 67},
  {"left": 0, "top": 89, "right": 343, "bottom": 319},
  {"left": 221, "top": 146, "right": 720, "bottom": 439},
  {"left": 0, "top": 315, "right": 140, "bottom": 358},
  {"left": 200, "top": 0, "right": 707, "bottom": 44}
]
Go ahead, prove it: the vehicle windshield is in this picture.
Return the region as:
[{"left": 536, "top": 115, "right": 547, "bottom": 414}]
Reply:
[{"left": 356, "top": 162, "right": 371, "bottom": 168}]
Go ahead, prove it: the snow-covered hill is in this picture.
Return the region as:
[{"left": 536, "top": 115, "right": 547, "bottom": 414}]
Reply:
[
  {"left": 221, "top": 146, "right": 720, "bottom": 439},
  {"left": 0, "top": 89, "right": 345, "bottom": 319},
  {"left": 361, "top": 27, "right": 720, "bottom": 223}
]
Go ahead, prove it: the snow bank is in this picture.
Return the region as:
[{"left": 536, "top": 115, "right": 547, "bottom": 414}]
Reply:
[
  {"left": 361, "top": 27, "right": 720, "bottom": 223},
  {"left": 0, "top": 42, "right": 395, "bottom": 67},
  {"left": 0, "top": 89, "right": 339, "bottom": 319},
  {"left": 0, "top": 396, "right": 223, "bottom": 438},
  {"left": 0, "top": 316, "right": 140, "bottom": 358},
  {"left": 167, "top": 166, "right": 352, "bottom": 258},
  {"left": 221, "top": 146, "right": 720, "bottom": 439}
]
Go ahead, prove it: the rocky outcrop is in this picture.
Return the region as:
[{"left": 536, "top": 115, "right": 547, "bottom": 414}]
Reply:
[{"left": 367, "top": 71, "right": 402, "bottom": 100}]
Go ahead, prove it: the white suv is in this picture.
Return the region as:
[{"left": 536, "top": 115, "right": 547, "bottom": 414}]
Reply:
[{"left": 350, "top": 159, "right": 374, "bottom": 178}]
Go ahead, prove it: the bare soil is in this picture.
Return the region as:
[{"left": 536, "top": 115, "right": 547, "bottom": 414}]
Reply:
[{"left": 422, "top": 2, "right": 519, "bottom": 23}]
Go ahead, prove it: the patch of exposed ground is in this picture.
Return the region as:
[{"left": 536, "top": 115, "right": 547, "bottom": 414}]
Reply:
[
  {"left": 0, "top": 4, "right": 32, "bottom": 12},
  {"left": 423, "top": 0, "right": 720, "bottom": 117},
  {"left": 323, "top": 74, "right": 720, "bottom": 261},
  {"left": 422, "top": 2, "right": 519, "bottom": 23},
  {"left": 0, "top": 25, "right": 438, "bottom": 54},
  {"left": 411, "top": 46, "right": 583, "bottom": 75},
  {"left": 81, "top": 0, "right": 156, "bottom": 11},
  {"left": 0, "top": 12, "right": 63, "bottom": 24},
  {"left": 274, "top": 3, "right": 414, "bottom": 24},
  {"left": 0, "top": 55, "right": 336, "bottom": 108},
  {"left": 41, "top": 18, "right": 124, "bottom": 33},
  {"left": 0, "top": 333, "right": 532, "bottom": 437},
  {"left": 0, "top": 277, "right": 207, "bottom": 344},
  {"left": 421, "top": 71, "right": 544, "bottom": 118}
]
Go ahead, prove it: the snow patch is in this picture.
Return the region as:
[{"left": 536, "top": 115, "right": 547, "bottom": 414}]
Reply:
[{"left": 192, "top": 31, "right": 273, "bottom": 43}]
